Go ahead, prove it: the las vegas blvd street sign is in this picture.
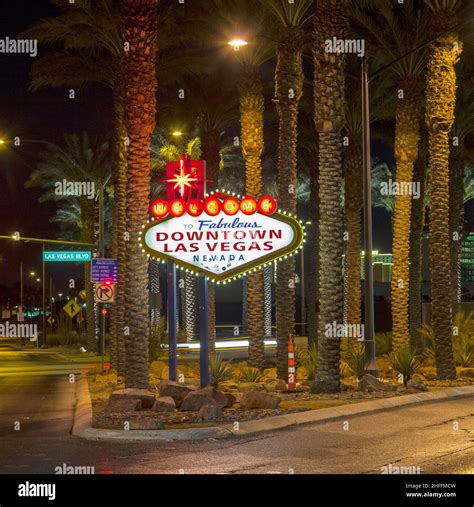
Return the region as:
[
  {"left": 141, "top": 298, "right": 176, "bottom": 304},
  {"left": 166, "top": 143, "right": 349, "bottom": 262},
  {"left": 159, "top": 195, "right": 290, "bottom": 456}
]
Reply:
[
  {"left": 43, "top": 251, "right": 91, "bottom": 262},
  {"left": 141, "top": 191, "right": 304, "bottom": 282}
]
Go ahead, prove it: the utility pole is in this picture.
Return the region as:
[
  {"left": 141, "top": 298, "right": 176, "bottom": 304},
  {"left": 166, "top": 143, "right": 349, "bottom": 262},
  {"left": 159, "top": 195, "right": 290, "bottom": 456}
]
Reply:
[{"left": 41, "top": 244, "right": 46, "bottom": 348}]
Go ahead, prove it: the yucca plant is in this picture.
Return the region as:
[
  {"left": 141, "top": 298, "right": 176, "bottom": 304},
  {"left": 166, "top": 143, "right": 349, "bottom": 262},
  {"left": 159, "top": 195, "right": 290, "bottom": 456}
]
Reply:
[
  {"left": 295, "top": 343, "right": 318, "bottom": 381},
  {"left": 346, "top": 343, "right": 369, "bottom": 380},
  {"left": 209, "top": 355, "right": 234, "bottom": 388},
  {"left": 389, "top": 347, "right": 422, "bottom": 386},
  {"left": 239, "top": 367, "right": 264, "bottom": 383}
]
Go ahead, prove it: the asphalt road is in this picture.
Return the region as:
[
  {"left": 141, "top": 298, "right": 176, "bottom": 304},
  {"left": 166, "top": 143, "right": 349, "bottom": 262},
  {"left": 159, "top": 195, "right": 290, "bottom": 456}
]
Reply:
[{"left": 0, "top": 342, "right": 473, "bottom": 475}]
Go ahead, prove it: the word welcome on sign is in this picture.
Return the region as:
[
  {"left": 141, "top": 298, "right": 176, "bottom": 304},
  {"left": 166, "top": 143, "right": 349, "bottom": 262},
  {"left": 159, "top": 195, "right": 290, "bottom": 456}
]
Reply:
[{"left": 141, "top": 190, "right": 304, "bottom": 282}]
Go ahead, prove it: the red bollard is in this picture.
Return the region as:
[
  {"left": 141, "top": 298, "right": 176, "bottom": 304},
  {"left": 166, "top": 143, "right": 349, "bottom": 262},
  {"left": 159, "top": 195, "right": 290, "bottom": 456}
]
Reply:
[{"left": 288, "top": 334, "right": 296, "bottom": 391}]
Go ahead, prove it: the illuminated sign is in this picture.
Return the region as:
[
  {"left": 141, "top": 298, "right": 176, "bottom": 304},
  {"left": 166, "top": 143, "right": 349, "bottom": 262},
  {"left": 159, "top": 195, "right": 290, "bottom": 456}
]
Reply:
[
  {"left": 43, "top": 251, "right": 91, "bottom": 262},
  {"left": 141, "top": 190, "right": 304, "bottom": 282}
]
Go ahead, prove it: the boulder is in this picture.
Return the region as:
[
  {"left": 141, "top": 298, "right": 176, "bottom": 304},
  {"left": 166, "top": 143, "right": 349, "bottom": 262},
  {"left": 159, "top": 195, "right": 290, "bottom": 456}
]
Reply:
[
  {"left": 406, "top": 378, "right": 428, "bottom": 391},
  {"left": 240, "top": 392, "right": 280, "bottom": 409},
  {"left": 238, "top": 382, "right": 266, "bottom": 393},
  {"left": 129, "top": 418, "right": 164, "bottom": 430},
  {"left": 459, "top": 368, "right": 474, "bottom": 378},
  {"left": 158, "top": 380, "right": 195, "bottom": 408},
  {"left": 224, "top": 392, "right": 237, "bottom": 408},
  {"left": 180, "top": 390, "right": 219, "bottom": 411},
  {"left": 357, "top": 374, "right": 394, "bottom": 393},
  {"left": 152, "top": 396, "right": 176, "bottom": 412},
  {"left": 265, "top": 379, "right": 287, "bottom": 393},
  {"left": 198, "top": 386, "right": 227, "bottom": 406},
  {"left": 109, "top": 388, "right": 155, "bottom": 409},
  {"left": 106, "top": 398, "right": 141, "bottom": 413},
  {"left": 198, "top": 405, "right": 224, "bottom": 422}
]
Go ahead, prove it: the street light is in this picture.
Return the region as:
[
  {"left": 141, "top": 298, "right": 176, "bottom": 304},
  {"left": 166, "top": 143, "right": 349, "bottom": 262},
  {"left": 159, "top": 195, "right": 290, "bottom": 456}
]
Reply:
[
  {"left": 228, "top": 39, "right": 248, "bottom": 51},
  {"left": 172, "top": 131, "right": 183, "bottom": 137}
]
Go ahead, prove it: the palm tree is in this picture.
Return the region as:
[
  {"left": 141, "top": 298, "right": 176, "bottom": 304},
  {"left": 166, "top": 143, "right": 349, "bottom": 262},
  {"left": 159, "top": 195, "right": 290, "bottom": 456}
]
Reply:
[
  {"left": 121, "top": 0, "right": 158, "bottom": 388},
  {"left": 352, "top": 1, "right": 428, "bottom": 353},
  {"left": 263, "top": 0, "right": 313, "bottom": 380},
  {"left": 22, "top": 0, "right": 127, "bottom": 373},
  {"left": 25, "top": 133, "right": 112, "bottom": 350},
  {"left": 424, "top": 0, "right": 463, "bottom": 379},
  {"left": 312, "top": 0, "right": 348, "bottom": 393}
]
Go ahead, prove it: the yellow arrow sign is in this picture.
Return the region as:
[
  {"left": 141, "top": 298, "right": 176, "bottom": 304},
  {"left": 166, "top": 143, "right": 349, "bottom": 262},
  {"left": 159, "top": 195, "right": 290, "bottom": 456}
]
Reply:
[{"left": 62, "top": 300, "right": 82, "bottom": 318}]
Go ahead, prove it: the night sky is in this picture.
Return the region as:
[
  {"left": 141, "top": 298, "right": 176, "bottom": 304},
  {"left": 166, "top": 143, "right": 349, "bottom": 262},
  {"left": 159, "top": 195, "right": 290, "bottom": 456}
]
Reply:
[{"left": 0, "top": 0, "right": 454, "bottom": 300}]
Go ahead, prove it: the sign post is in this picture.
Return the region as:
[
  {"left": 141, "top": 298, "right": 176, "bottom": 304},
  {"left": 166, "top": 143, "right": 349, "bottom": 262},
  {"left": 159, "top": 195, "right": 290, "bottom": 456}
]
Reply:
[
  {"left": 198, "top": 272, "right": 209, "bottom": 387},
  {"left": 167, "top": 260, "right": 177, "bottom": 382}
]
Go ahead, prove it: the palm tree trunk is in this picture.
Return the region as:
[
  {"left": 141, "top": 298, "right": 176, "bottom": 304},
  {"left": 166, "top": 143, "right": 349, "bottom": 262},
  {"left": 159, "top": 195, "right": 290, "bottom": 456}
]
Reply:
[
  {"left": 110, "top": 75, "right": 128, "bottom": 375},
  {"left": 240, "top": 65, "right": 265, "bottom": 369},
  {"left": 263, "top": 265, "right": 273, "bottom": 337},
  {"left": 449, "top": 155, "right": 464, "bottom": 314},
  {"left": 121, "top": 0, "right": 158, "bottom": 388},
  {"left": 343, "top": 140, "right": 363, "bottom": 340},
  {"left": 149, "top": 259, "right": 161, "bottom": 329},
  {"left": 313, "top": 0, "right": 348, "bottom": 393},
  {"left": 307, "top": 145, "right": 319, "bottom": 347},
  {"left": 274, "top": 26, "right": 305, "bottom": 380},
  {"left": 391, "top": 79, "right": 421, "bottom": 352},
  {"left": 408, "top": 155, "right": 427, "bottom": 349},
  {"left": 425, "top": 32, "right": 461, "bottom": 379}
]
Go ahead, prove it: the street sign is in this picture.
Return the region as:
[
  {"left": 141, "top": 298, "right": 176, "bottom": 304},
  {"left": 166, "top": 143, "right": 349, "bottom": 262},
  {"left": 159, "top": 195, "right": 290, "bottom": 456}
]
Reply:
[
  {"left": 79, "top": 290, "right": 86, "bottom": 300},
  {"left": 62, "top": 300, "right": 82, "bottom": 318},
  {"left": 94, "top": 283, "right": 115, "bottom": 303},
  {"left": 91, "top": 258, "right": 118, "bottom": 283},
  {"left": 47, "top": 316, "right": 55, "bottom": 325},
  {"left": 43, "top": 251, "right": 91, "bottom": 262}
]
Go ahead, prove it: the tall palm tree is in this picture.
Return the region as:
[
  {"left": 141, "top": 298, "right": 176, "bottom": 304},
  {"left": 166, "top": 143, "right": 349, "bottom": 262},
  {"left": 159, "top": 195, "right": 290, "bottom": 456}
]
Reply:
[
  {"left": 263, "top": 0, "right": 313, "bottom": 380},
  {"left": 424, "top": 0, "right": 463, "bottom": 379},
  {"left": 22, "top": 0, "right": 127, "bottom": 373},
  {"left": 25, "top": 133, "right": 112, "bottom": 350},
  {"left": 312, "top": 0, "right": 348, "bottom": 393},
  {"left": 352, "top": 1, "right": 428, "bottom": 353},
  {"left": 121, "top": 0, "right": 158, "bottom": 388}
]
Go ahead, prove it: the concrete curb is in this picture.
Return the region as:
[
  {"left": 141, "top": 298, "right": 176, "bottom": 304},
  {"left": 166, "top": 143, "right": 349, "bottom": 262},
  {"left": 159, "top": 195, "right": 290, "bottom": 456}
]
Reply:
[
  {"left": 71, "top": 375, "right": 93, "bottom": 437},
  {"left": 76, "top": 384, "right": 474, "bottom": 442}
]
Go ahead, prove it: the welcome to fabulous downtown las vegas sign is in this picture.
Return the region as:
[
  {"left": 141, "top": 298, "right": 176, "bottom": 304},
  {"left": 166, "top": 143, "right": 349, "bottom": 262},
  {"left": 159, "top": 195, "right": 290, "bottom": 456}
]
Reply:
[{"left": 140, "top": 155, "right": 305, "bottom": 283}]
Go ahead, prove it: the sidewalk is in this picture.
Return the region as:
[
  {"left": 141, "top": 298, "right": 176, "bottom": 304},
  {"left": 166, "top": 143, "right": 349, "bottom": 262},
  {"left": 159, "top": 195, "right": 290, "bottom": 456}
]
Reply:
[{"left": 72, "top": 377, "right": 474, "bottom": 442}]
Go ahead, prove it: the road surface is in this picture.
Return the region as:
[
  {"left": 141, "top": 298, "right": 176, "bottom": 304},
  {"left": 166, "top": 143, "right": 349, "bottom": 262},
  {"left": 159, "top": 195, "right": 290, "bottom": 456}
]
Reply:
[{"left": 0, "top": 342, "right": 473, "bottom": 474}]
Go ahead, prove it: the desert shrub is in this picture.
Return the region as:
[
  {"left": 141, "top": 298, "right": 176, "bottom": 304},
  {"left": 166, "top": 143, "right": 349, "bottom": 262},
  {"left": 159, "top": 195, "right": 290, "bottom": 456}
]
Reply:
[
  {"left": 295, "top": 343, "right": 318, "bottom": 380},
  {"left": 239, "top": 367, "right": 264, "bottom": 383},
  {"left": 209, "top": 355, "right": 233, "bottom": 387},
  {"left": 149, "top": 316, "right": 167, "bottom": 363},
  {"left": 375, "top": 332, "right": 392, "bottom": 356},
  {"left": 346, "top": 343, "right": 369, "bottom": 379},
  {"left": 389, "top": 347, "right": 422, "bottom": 385}
]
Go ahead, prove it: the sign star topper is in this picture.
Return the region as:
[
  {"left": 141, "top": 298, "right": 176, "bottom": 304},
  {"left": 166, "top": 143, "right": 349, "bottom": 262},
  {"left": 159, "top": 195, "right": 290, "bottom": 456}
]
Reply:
[{"left": 162, "top": 154, "right": 209, "bottom": 201}]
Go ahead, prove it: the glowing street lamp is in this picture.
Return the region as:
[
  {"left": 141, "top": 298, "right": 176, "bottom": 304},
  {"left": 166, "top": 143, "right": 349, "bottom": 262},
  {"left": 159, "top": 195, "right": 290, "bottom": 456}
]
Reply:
[
  {"left": 228, "top": 39, "right": 248, "bottom": 51},
  {"left": 172, "top": 131, "right": 183, "bottom": 137}
]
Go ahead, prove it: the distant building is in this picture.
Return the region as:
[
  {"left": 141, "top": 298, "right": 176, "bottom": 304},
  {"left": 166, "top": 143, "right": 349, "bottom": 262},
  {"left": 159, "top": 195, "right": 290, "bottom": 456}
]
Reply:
[
  {"left": 343, "top": 251, "right": 393, "bottom": 282},
  {"left": 461, "top": 232, "right": 474, "bottom": 282}
]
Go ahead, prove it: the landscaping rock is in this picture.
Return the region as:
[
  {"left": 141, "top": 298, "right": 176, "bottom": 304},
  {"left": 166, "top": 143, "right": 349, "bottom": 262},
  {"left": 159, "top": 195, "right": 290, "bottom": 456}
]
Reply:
[
  {"left": 152, "top": 396, "right": 176, "bottom": 412},
  {"left": 406, "top": 378, "right": 428, "bottom": 391},
  {"left": 158, "top": 380, "right": 195, "bottom": 408},
  {"left": 109, "top": 388, "right": 156, "bottom": 409},
  {"left": 180, "top": 390, "right": 219, "bottom": 411},
  {"left": 357, "top": 374, "right": 394, "bottom": 393},
  {"left": 240, "top": 392, "right": 280, "bottom": 409},
  {"left": 238, "top": 382, "right": 265, "bottom": 393},
  {"left": 265, "top": 379, "right": 287, "bottom": 393},
  {"left": 129, "top": 418, "right": 164, "bottom": 430},
  {"left": 106, "top": 398, "right": 141, "bottom": 413},
  {"left": 459, "top": 368, "right": 474, "bottom": 378},
  {"left": 224, "top": 392, "right": 237, "bottom": 408},
  {"left": 199, "top": 386, "right": 227, "bottom": 406},
  {"left": 198, "top": 404, "right": 224, "bottom": 422}
]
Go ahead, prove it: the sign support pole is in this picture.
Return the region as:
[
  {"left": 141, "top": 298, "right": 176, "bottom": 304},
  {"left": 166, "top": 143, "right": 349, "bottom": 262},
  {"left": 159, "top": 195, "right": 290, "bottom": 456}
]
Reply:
[
  {"left": 198, "top": 272, "right": 209, "bottom": 388},
  {"left": 167, "top": 260, "right": 178, "bottom": 381}
]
